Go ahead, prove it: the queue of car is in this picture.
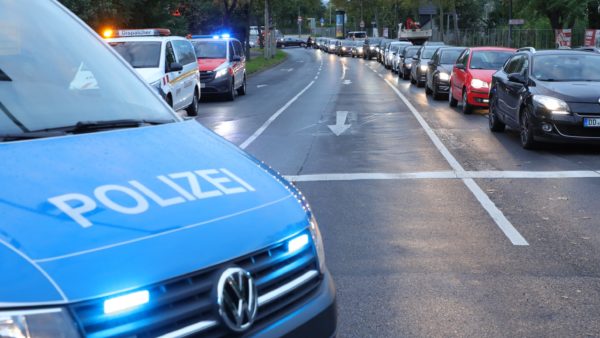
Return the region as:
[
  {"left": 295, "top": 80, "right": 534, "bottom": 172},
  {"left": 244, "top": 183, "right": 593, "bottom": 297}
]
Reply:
[{"left": 312, "top": 34, "right": 600, "bottom": 149}]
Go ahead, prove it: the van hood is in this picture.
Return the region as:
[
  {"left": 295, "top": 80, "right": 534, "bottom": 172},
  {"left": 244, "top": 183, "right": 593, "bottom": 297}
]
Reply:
[
  {"left": 133, "top": 68, "right": 163, "bottom": 83},
  {"left": 198, "top": 58, "right": 227, "bottom": 72},
  {"left": 0, "top": 121, "right": 309, "bottom": 303}
]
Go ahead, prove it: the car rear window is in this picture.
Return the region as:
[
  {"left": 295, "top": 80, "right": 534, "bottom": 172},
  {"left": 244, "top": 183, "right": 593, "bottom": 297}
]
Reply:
[{"left": 109, "top": 41, "right": 161, "bottom": 68}]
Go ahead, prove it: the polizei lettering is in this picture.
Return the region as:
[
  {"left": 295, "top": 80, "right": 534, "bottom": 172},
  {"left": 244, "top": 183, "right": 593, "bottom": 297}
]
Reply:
[{"left": 48, "top": 168, "right": 256, "bottom": 228}]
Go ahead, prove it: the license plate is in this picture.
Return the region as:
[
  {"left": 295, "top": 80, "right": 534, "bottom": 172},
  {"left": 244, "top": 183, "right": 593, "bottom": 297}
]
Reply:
[
  {"left": 583, "top": 118, "right": 600, "bottom": 127},
  {"left": 200, "top": 83, "right": 206, "bottom": 88}
]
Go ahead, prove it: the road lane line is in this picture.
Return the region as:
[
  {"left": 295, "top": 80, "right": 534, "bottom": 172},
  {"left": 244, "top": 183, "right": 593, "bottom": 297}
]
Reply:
[
  {"left": 285, "top": 170, "right": 600, "bottom": 182},
  {"left": 240, "top": 80, "right": 315, "bottom": 149},
  {"left": 383, "top": 79, "right": 529, "bottom": 246}
]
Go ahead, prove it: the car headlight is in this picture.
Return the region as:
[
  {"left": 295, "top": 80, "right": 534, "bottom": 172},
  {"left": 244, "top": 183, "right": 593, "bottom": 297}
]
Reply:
[
  {"left": 215, "top": 68, "right": 228, "bottom": 79},
  {"left": 375, "top": 47, "right": 380, "bottom": 52},
  {"left": 438, "top": 72, "right": 450, "bottom": 81},
  {"left": 358, "top": 47, "right": 363, "bottom": 51},
  {"left": 369, "top": 46, "right": 374, "bottom": 50},
  {"left": 406, "top": 63, "right": 412, "bottom": 69},
  {"left": 420, "top": 64, "right": 428, "bottom": 71},
  {"left": 0, "top": 308, "right": 81, "bottom": 338},
  {"left": 471, "top": 79, "right": 489, "bottom": 89},
  {"left": 533, "top": 95, "right": 570, "bottom": 114},
  {"left": 342, "top": 47, "right": 346, "bottom": 51},
  {"left": 309, "top": 215, "right": 326, "bottom": 273}
]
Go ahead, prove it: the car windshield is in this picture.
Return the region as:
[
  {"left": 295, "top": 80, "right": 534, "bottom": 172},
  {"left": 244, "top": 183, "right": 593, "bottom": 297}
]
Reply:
[
  {"left": 440, "top": 49, "right": 464, "bottom": 64},
  {"left": 470, "top": 51, "right": 513, "bottom": 70},
  {"left": 421, "top": 47, "right": 438, "bottom": 59},
  {"left": 342, "top": 41, "right": 353, "bottom": 46},
  {"left": 0, "top": 1, "right": 174, "bottom": 134},
  {"left": 533, "top": 54, "right": 600, "bottom": 81},
  {"left": 109, "top": 41, "right": 161, "bottom": 68},
  {"left": 191, "top": 40, "right": 227, "bottom": 59},
  {"left": 405, "top": 48, "right": 419, "bottom": 58}
]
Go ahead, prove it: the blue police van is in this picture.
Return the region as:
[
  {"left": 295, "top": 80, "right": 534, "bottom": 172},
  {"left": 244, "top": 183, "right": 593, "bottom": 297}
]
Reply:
[{"left": 0, "top": 1, "right": 336, "bottom": 337}]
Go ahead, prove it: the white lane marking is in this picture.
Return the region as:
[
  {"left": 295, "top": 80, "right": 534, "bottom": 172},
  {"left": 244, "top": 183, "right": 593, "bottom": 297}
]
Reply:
[
  {"left": 285, "top": 170, "right": 600, "bottom": 182},
  {"left": 383, "top": 79, "right": 528, "bottom": 246},
  {"left": 343, "top": 79, "right": 352, "bottom": 85},
  {"left": 328, "top": 111, "right": 351, "bottom": 136},
  {"left": 341, "top": 62, "right": 348, "bottom": 80},
  {"left": 257, "top": 84, "right": 268, "bottom": 88},
  {"left": 240, "top": 80, "right": 315, "bottom": 149},
  {"left": 35, "top": 196, "right": 293, "bottom": 263},
  {"left": 281, "top": 68, "right": 294, "bottom": 72},
  {"left": 314, "top": 76, "right": 318, "bottom": 80},
  {"left": 0, "top": 238, "right": 68, "bottom": 301}
]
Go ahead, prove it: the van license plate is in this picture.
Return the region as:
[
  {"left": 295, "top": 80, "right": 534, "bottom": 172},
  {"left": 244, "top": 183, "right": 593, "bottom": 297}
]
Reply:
[{"left": 583, "top": 118, "right": 600, "bottom": 127}]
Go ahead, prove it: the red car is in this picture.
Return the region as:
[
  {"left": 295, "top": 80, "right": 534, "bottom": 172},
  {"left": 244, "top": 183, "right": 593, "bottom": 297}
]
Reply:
[{"left": 449, "top": 47, "right": 515, "bottom": 114}]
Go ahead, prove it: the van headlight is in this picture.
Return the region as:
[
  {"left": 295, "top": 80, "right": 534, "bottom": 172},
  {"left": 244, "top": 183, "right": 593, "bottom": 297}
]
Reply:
[
  {"left": 0, "top": 308, "right": 81, "bottom": 338},
  {"left": 533, "top": 95, "right": 570, "bottom": 114},
  {"left": 215, "top": 68, "right": 228, "bottom": 79},
  {"left": 309, "top": 215, "right": 326, "bottom": 273}
]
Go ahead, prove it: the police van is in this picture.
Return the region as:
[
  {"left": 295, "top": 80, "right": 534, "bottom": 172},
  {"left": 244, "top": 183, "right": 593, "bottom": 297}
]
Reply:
[
  {"left": 0, "top": 1, "right": 336, "bottom": 337},
  {"left": 106, "top": 29, "right": 201, "bottom": 116}
]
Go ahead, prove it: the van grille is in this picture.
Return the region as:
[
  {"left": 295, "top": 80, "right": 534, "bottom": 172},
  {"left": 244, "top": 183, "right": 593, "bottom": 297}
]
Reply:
[
  {"left": 200, "top": 71, "right": 215, "bottom": 82},
  {"left": 70, "top": 230, "right": 321, "bottom": 338}
]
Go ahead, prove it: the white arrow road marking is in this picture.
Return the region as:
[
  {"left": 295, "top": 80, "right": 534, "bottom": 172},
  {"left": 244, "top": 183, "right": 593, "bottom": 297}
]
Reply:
[
  {"left": 328, "top": 111, "right": 351, "bottom": 136},
  {"left": 341, "top": 62, "right": 348, "bottom": 80},
  {"left": 257, "top": 84, "right": 268, "bottom": 88},
  {"left": 343, "top": 79, "right": 352, "bottom": 85},
  {"left": 281, "top": 68, "right": 294, "bottom": 72}
]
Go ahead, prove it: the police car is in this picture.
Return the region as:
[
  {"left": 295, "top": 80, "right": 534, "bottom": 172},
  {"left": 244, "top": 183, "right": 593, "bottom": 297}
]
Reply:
[
  {"left": 106, "top": 29, "right": 201, "bottom": 116},
  {"left": 189, "top": 35, "right": 247, "bottom": 101},
  {"left": 0, "top": 1, "right": 336, "bottom": 337}
]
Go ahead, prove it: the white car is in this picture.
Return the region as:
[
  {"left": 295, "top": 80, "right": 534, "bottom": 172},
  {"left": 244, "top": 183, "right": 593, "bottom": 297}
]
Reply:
[{"left": 107, "top": 29, "right": 201, "bottom": 116}]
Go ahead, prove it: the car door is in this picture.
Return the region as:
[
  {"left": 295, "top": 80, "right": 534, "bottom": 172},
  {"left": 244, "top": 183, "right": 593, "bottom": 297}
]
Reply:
[
  {"left": 504, "top": 55, "right": 529, "bottom": 125},
  {"left": 172, "top": 39, "right": 197, "bottom": 108},
  {"left": 494, "top": 54, "right": 521, "bottom": 121},
  {"left": 428, "top": 48, "right": 440, "bottom": 86},
  {"left": 164, "top": 41, "right": 183, "bottom": 109},
  {"left": 452, "top": 49, "right": 469, "bottom": 99},
  {"left": 233, "top": 40, "right": 246, "bottom": 87}
]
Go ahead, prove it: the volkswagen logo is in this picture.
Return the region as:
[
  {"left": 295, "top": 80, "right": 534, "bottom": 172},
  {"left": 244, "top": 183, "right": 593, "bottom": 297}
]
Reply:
[{"left": 216, "top": 267, "right": 258, "bottom": 332}]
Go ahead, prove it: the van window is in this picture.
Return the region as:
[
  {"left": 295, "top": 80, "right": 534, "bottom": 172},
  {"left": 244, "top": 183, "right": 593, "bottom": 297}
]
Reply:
[
  {"left": 172, "top": 40, "right": 196, "bottom": 65},
  {"left": 109, "top": 41, "right": 161, "bottom": 68},
  {"left": 165, "top": 42, "right": 176, "bottom": 69},
  {"left": 0, "top": 1, "right": 174, "bottom": 135}
]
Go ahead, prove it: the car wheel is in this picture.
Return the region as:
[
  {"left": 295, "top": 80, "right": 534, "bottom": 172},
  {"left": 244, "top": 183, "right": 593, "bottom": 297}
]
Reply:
[
  {"left": 402, "top": 69, "right": 410, "bottom": 80},
  {"left": 432, "top": 80, "right": 442, "bottom": 100},
  {"left": 425, "top": 81, "right": 432, "bottom": 94},
  {"left": 225, "top": 78, "right": 235, "bottom": 101},
  {"left": 488, "top": 95, "right": 505, "bottom": 132},
  {"left": 462, "top": 89, "right": 472, "bottom": 114},
  {"left": 449, "top": 85, "right": 458, "bottom": 107},
  {"left": 185, "top": 89, "right": 199, "bottom": 116},
  {"left": 237, "top": 75, "right": 247, "bottom": 96},
  {"left": 519, "top": 106, "right": 537, "bottom": 149},
  {"left": 410, "top": 73, "right": 416, "bottom": 84}
]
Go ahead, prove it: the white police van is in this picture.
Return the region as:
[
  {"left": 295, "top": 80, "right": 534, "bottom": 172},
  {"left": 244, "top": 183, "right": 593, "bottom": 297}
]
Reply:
[
  {"left": 0, "top": 1, "right": 336, "bottom": 337},
  {"left": 106, "top": 29, "right": 201, "bottom": 116}
]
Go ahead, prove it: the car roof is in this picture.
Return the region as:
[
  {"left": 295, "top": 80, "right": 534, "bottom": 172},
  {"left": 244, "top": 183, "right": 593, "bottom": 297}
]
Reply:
[
  {"left": 107, "top": 36, "right": 186, "bottom": 43},
  {"left": 468, "top": 47, "right": 516, "bottom": 52},
  {"left": 529, "top": 49, "right": 600, "bottom": 56}
]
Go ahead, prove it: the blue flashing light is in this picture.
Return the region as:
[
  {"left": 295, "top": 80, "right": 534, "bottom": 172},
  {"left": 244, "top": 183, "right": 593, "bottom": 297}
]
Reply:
[
  {"left": 103, "top": 290, "right": 150, "bottom": 315},
  {"left": 287, "top": 234, "right": 309, "bottom": 254},
  {"left": 221, "top": 33, "right": 231, "bottom": 39},
  {"left": 212, "top": 35, "right": 220, "bottom": 39}
]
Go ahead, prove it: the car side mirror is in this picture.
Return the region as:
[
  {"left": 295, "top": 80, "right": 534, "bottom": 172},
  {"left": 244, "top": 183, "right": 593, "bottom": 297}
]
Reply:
[
  {"left": 455, "top": 64, "right": 465, "bottom": 70},
  {"left": 169, "top": 62, "right": 183, "bottom": 72},
  {"left": 393, "top": 52, "right": 397, "bottom": 55},
  {"left": 412, "top": 56, "right": 418, "bottom": 60},
  {"left": 508, "top": 72, "right": 526, "bottom": 84},
  {"left": 428, "top": 60, "right": 434, "bottom": 65},
  {"left": 232, "top": 55, "right": 242, "bottom": 62}
]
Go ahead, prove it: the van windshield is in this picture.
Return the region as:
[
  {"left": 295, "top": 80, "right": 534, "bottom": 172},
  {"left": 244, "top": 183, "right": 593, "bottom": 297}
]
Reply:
[
  {"left": 191, "top": 40, "right": 227, "bottom": 59},
  {"left": 109, "top": 41, "right": 162, "bottom": 68},
  {"left": 0, "top": 1, "right": 174, "bottom": 135}
]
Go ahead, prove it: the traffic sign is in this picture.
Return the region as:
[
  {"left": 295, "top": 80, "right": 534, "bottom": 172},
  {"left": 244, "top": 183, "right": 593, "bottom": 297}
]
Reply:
[
  {"left": 360, "top": 20, "right": 365, "bottom": 28},
  {"left": 509, "top": 19, "right": 525, "bottom": 25},
  {"left": 298, "top": 16, "right": 303, "bottom": 23}
]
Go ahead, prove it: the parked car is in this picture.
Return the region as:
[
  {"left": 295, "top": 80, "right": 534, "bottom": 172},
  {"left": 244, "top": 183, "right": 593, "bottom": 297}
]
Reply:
[
  {"left": 351, "top": 40, "right": 365, "bottom": 58},
  {"left": 489, "top": 48, "right": 600, "bottom": 148},
  {"left": 190, "top": 35, "right": 247, "bottom": 101},
  {"left": 449, "top": 46, "right": 516, "bottom": 114},
  {"left": 425, "top": 47, "right": 466, "bottom": 99},
  {"left": 399, "top": 46, "right": 421, "bottom": 80},
  {"left": 363, "top": 38, "right": 382, "bottom": 59},
  {"left": 0, "top": 1, "right": 337, "bottom": 337},
  {"left": 277, "top": 36, "right": 306, "bottom": 48},
  {"left": 410, "top": 45, "right": 442, "bottom": 87}
]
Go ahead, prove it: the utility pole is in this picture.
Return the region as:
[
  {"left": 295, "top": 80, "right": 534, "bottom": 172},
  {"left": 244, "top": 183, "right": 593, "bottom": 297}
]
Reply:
[
  {"left": 508, "top": 0, "right": 513, "bottom": 47},
  {"left": 264, "top": 0, "right": 270, "bottom": 59}
]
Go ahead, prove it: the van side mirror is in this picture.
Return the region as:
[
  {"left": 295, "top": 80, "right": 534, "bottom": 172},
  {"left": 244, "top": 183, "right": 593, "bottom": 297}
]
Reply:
[
  {"left": 169, "top": 62, "right": 183, "bottom": 72},
  {"left": 232, "top": 55, "right": 242, "bottom": 62}
]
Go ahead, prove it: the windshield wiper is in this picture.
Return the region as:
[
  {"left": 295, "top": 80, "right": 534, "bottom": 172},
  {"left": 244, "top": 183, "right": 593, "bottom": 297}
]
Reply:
[
  {"left": 62, "top": 119, "right": 175, "bottom": 134},
  {"left": 0, "top": 130, "right": 66, "bottom": 142}
]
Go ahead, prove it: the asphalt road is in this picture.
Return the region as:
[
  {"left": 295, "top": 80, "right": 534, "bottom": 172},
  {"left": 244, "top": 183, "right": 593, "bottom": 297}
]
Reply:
[{"left": 196, "top": 47, "right": 600, "bottom": 337}]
